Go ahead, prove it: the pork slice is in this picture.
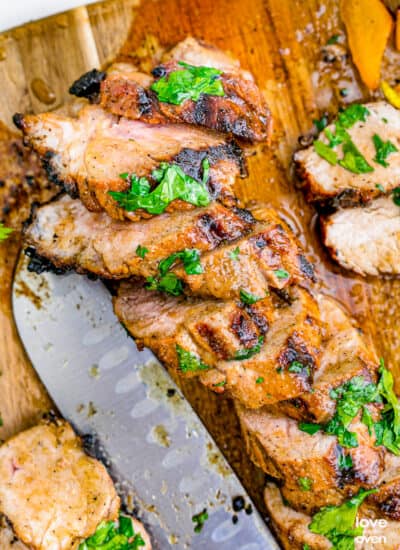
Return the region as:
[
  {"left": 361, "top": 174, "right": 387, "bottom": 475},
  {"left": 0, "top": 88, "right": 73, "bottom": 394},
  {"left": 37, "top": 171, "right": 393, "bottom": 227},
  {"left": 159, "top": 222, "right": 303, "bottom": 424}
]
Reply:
[
  {"left": 276, "top": 295, "right": 379, "bottom": 424},
  {"left": 238, "top": 405, "right": 384, "bottom": 515},
  {"left": 321, "top": 196, "right": 400, "bottom": 276},
  {"left": 114, "top": 283, "right": 323, "bottom": 408},
  {"left": 172, "top": 208, "right": 315, "bottom": 299},
  {"left": 264, "top": 482, "right": 400, "bottom": 550},
  {"left": 15, "top": 104, "right": 244, "bottom": 220},
  {"left": 0, "top": 420, "right": 120, "bottom": 550},
  {"left": 294, "top": 102, "right": 400, "bottom": 205},
  {"left": 24, "top": 195, "right": 253, "bottom": 279},
  {"left": 99, "top": 37, "right": 271, "bottom": 142}
]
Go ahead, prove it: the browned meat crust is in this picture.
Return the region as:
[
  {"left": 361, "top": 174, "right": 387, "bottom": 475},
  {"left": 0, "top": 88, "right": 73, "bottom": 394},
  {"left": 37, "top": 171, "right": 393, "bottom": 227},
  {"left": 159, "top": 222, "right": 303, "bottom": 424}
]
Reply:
[
  {"left": 238, "top": 404, "right": 384, "bottom": 515},
  {"left": 15, "top": 105, "right": 245, "bottom": 221},
  {"left": 275, "top": 295, "right": 379, "bottom": 424},
  {"left": 23, "top": 195, "right": 253, "bottom": 279},
  {"left": 0, "top": 420, "right": 120, "bottom": 550},
  {"left": 174, "top": 207, "right": 315, "bottom": 299},
  {"left": 100, "top": 39, "right": 271, "bottom": 142},
  {"left": 114, "top": 282, "right": 323, "bottom": 408}
]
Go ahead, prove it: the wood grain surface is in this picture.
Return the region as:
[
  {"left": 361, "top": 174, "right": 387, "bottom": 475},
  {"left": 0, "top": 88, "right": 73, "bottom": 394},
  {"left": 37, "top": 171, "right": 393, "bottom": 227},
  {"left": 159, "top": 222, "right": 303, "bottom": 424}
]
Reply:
[{"left": 1, "top": 0, "right": 400, "bottom": 523}]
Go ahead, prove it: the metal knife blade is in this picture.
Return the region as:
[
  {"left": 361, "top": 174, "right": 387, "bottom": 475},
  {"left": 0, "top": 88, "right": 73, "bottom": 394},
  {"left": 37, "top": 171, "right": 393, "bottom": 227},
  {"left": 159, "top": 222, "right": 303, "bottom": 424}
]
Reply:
[{"left": 12, "top": 256, "right": 278, "bottom": 550}]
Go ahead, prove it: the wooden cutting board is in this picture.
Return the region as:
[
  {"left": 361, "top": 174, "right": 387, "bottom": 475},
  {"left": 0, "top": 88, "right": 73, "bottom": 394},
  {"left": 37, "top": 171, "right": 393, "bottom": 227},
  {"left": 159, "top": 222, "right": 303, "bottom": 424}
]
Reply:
[{"left": 1, "top": 0, "right": 400, "bottom": 518}]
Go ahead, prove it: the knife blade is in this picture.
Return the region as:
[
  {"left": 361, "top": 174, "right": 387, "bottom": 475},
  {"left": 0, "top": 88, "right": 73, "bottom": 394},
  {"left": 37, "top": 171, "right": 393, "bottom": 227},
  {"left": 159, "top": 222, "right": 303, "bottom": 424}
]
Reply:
[{"left": 12, "top": 255, "right": 278, "bottom": 550}]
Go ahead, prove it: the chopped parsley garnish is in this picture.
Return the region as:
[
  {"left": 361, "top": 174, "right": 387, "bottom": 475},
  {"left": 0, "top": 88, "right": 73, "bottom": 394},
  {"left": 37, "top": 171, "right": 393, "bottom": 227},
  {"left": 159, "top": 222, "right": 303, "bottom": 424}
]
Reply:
[
  {"left": 299, "top": 422, "right": 321, "bottom": 435},
  {"left": 288, "top": 360, "right": 310, "bottom": 375},
  {"left": 327, "top": 34, "right": 340, "bottom": 45},
  {"left": 300, "top": 362, "right": 400, "bottom": 455},
  {"left": 79, "top": 515, "right": 145, "bottom": 550},
  {"left": 325, "top": 376, "right": 378, "bottom": 448},
  {"left": 372, "top": 134, "right": 398, "bottom": 167},
  {"left": 135, "top": 245, "right": 149, "bottom": 259},
  {"left": 338, "top": 140, "right": 373, "bottom": 174},
  {"left": 239, "top": 289, "right": 262, "bottom": 305},
  {"left": 298, "top": 477, "right": 313, "bottom": 491},
  {"left": 151, "top": 61, "right": 225, "bottom": 105},
  {"left": 337, "top": 450, "right": 353, "bottom": 471},
  {"left": 146, "top": 272, "right": 183, "bottom": 296},
  {"left": 213, "top": 380, "right": 226, "bottom": 387},
  {"left": 314, "top": 140, "right": 338, "bottom": 165},
  {"left": 145, "top": 248, "right": 202, "bottom": 296},
  {"left": 393, "top": 187, "right": 400, "bottom": 206},
  {"left": 176, "top": 345, "right": 210, "bottom": 373},
  {"left": 229, "top": 246, "right": 240, "bottom": 261},
  {"left": 0, "top": 224, "right": 13, "bottom": 241},
  {"left": 192, "top": 508, "right": 209, "bottom": 533},
  {"left": 373, "top": 359, "right": 400, "bottom": 454},
  {"left": 274, "top": 268, "right": 290, "bottom": 280},
  {"left": 313, "top": 114, "right": 328, "bottom": 132},
  {"left": 159, "top": 249, "right": 203, "bottom": 276},
  {"left": 109, "top": 160, "right": 211, "bottom": 214},
  {"left": 303, "top": 545, "right": 311, "bottom": 550},
  {"left": 375, "top": 183, "right": 385, "bottom": 192},
  {"left": 231, "top": 336, "right": 264, "bottom": 361},
  {"left": 314, "top": 104, "right": 373, "bottom": 174},
  {"left": 308, "top": 489, "right": 377, "bottom": 549},
  {"left": 339, "top": 88, "right": 349, "bottom": 97},
  {"left": 256, "top": 376, "right": 265, "bottom": 384}
]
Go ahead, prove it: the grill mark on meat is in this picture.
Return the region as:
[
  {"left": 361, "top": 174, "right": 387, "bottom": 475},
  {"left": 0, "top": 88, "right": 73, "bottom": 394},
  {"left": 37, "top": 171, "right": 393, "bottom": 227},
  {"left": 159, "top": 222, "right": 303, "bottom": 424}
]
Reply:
[
  {"left": 16, "top": 105, "right": 244, "bottom": 221},
  {"left": 24, "top": 195, "right": 252, "bottom": 280},
  {"left": 229, "top": 310, "right": 259, "bottom": 347},
  {"left": 195, "top": 323, "right": 231, "bottom": 359},
  {"left": 99, "top": 38, "right": 271, "bottom": 142},
  {"left": 277, "top": 333, "right": 315, "bottom": 375}
]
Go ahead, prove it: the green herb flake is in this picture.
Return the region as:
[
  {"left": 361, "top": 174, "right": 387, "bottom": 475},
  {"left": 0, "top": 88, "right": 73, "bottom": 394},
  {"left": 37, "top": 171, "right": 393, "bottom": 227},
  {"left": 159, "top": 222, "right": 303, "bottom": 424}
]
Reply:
[
  {"left": 0, "top": 224, "right": 13, "bottom": 241},
  {"left": 192, "top": 508, "right": 209, "bottom": 534},
  {"left": 159, "top": 248, "right": 203, "bottom": 276},
  {"left": 393, "top": 187, "right": 400, "bottom": 206},
  {"left": 337, "top": 104, "right": 370, "bottom": 129},
  {"left": 288, "top": 361, "right": 307, "bottom": 374},
  {"left": 376, "top": 183, "right": 385, "bottom": 192},
  {"left": 256, "top": 376, "right": 265, "bottom": 384},
  {"left": 372, "top": 134, "right": 398, "bottom": 167},
  {"left": 274, "top": 268, "right": 290, "bottom": 280},
  {"left": 151, "top": 61, "right": 225, "bottom": 106},
  {"left": 176, "top": 345, "right": 210, "bottom": 374},
  {"left": 232, "top": 336, "right": 264, "bottom": 361},
  {"left": 314, "top": 140, "right": 338, "bottom": 165},
  {"left": 109, "top": 160, "right": 211, "bottom": 215},
  {"left": 229, "top": 246, "right": 240, "bottom": 261},
  {"left": 298, "top": 477, "right": 313, "bottom": 491},
  {"left": 338, "top": 450, "right": 353, "bottom": 471},
  {"left": 146, "top": 273, "right": 183, "bottom": 296},
  {"left": 79, "top": 515, "right": 145, "bottom": 550},
  {"left": 361, "top": 406, "right": 374, "bottom": 436},
  {"left": 313, "top": 115, "right": 328, "bottom": 132},
  {"left": 299, "top": 422, "right": 321, "bottom": 435},
  {"left": 135, "top": 245, "right": 149, "bottom": 259},
  {"left": 382, "top": 117, "right": 388, "bottom": 123},
  {"left": 303, "top": 545, "right": 311, "bottom": 550},
  {"left": 213, "top": 380, "right": 226, "bottom": 387},
  {"left": 373, "top": 359, "right": 400, "bottom": 455},
  {"left": 327, "top": 34, "right": 340, "bottom": 45},
  {"left": 340, "top": 88, "right": 349, "bottom": 97},
  {"left": 308, "top": 489, "right": 377, "bottom": 549},
  {"left": 338, "top": 140, "right": 374, "bottom": 174},
  {"left": 239, "top": 289, "right": 262, "bottom": 305}
]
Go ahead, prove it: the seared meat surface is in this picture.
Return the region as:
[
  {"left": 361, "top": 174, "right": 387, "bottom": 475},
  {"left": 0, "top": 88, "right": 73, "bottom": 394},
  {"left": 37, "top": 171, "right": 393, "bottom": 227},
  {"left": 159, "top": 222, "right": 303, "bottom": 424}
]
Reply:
[
  {"left": 295, "top": 102, "right": 400, "bottom": 205},
  {"left": 24, "top": 195, "right": 252, "bottom": 279},
  {"left": 277, "top": 295, "right": 379, "bottom": 423},
  {"left": 174, "top": 207, "right": 314, "bottom": 299},
  {"left": 16, "top": 104, "right": 244, "bottom": 220},
  {"left": 114, "top": 282, "right": 323, "bottom": 408},
  {"left": 322, "top": 196, "right": 400, "bottom": 276},
  {"left": 100, "top": 38, "right": 271, "bottom": 142},
  {"left": 263, "top": 483, "right": 400, "bottom": 550},
  {"left": 0, "top": 421, "right": 120, "bottom": 550},
  {"left": 238, "top": 404, "right": 384, "bottom": 514}
]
